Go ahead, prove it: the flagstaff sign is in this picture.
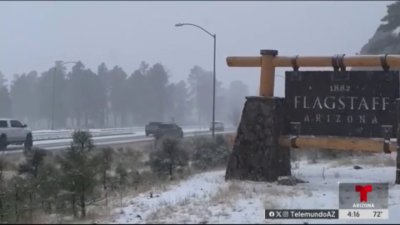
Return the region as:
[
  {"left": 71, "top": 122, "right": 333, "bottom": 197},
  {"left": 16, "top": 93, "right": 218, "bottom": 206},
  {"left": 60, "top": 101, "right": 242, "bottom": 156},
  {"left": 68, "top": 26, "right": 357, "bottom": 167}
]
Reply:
[{"left": 285, "top": 71, "right": 400, "bottom": 138}]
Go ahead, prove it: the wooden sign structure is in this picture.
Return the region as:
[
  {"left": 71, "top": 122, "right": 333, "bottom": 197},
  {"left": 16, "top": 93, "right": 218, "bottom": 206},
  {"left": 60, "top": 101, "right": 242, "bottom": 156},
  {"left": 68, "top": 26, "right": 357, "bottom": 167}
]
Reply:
[
  {"left": 285, "top": 70, "right": 399, "bottom": 138},
  {"left": 227, "top": 51, "right": 400, "bottom": 152},
  {"left": 225, "top": 50, "right": 400, "bottom": 184}
]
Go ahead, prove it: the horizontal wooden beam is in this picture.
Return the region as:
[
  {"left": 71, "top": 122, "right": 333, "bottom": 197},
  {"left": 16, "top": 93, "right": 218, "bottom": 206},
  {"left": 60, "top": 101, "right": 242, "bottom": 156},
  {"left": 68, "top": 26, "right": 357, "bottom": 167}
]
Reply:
[
  {"left": 226, "top": 55, "right": 400, "bottom": 68},
  {"left": 227, "top": 56, "right": 261, "bottom": 67},
  {"left": 279, "top": 135, "right": 398, "bottom": 153},
  {"left": 218, "top": 132, "right": 398, "bottom": 153}
]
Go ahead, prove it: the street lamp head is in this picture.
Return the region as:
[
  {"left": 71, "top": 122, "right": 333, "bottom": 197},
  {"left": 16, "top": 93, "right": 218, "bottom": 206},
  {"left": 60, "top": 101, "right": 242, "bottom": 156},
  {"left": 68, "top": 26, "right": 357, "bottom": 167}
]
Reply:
[{"left": 175, "top": 23, "right": 184, "bottom": 27}]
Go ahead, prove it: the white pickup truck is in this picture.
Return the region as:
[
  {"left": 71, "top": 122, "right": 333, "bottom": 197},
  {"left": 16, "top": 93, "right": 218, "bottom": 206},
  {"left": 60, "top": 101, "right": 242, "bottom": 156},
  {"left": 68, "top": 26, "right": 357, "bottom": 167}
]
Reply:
[{"left": 0, "top": 118, "right": 33, "bottom": 151}]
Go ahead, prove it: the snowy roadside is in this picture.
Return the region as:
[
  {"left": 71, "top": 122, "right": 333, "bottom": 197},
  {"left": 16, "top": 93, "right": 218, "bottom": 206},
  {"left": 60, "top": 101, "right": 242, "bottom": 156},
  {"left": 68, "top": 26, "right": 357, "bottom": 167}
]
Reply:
[
  {"left": 106, "top": 153, "right": 400, "bottom": 224},
  {"left": 107, "top": 170, "right": 229, "bottom": 224}
]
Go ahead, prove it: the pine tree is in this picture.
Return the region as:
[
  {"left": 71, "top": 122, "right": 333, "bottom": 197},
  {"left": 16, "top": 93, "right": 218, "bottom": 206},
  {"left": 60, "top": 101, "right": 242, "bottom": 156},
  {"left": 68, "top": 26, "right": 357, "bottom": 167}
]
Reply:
[
  {"left": 360, "top": 2, "right": 400, "bottom": 54},
  {"left": 0, "top": 72, "right": 12, "bottom": 117},
  {"left": 149, "top": 138, "right": 188, "bottom": 178},
  {"left": 10, "top": 71, "right": 39, "bottom": 124},
  {"left": 57, "top": 130, "right": 98, "bottom": 218},
  {"left": 18, "top": 147, "right": 47, "bottom": 178},
  {"left": 380, "top": 1, "right": 400, "bottom": 32},
  {"left": 92, "top": 147, "right": 113, "bottom": 206}
]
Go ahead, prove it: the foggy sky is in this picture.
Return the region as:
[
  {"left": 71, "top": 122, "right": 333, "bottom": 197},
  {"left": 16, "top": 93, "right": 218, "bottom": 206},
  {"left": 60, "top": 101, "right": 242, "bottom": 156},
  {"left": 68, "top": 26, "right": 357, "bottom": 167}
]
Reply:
[{"left": 0, "top": 1, "right": 392, "bottom": 97}]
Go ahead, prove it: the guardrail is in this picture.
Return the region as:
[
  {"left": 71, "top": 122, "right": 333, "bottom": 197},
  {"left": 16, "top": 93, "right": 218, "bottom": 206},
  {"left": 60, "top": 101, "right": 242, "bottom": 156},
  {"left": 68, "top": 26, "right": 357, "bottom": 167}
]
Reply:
[
  {"left": 1, "top": 130, "right": 237, "bottom": 155},
  {"left": 32, "top": 127, "right": 139, "bottom": 141},
  {"left": 72, "top": 130, "right": 236, "bottom": 150},
  {"left": 31, "top": 126, "right": 223, "bottom": 141}
]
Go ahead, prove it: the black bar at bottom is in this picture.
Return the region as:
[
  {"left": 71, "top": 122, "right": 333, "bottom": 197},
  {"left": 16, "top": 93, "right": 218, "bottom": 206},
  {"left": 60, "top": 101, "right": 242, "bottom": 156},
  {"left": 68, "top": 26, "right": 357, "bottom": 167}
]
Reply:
[{"left": 265, "top": 209, "right": 339, "bottom": 219}]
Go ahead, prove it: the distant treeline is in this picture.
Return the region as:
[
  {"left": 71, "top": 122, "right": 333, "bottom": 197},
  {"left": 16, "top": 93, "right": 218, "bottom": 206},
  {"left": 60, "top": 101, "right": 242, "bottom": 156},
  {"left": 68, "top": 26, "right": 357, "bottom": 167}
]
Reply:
[{"left": 0, "top": 61, "right": 249, "bottom": 130}]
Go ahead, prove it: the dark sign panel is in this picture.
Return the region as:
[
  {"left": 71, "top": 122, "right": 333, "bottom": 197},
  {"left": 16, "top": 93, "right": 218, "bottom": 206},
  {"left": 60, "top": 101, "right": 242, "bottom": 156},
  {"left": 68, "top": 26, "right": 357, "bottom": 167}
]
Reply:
[{"left": 285, "top": 71, "right": 400, "bottom": 138}]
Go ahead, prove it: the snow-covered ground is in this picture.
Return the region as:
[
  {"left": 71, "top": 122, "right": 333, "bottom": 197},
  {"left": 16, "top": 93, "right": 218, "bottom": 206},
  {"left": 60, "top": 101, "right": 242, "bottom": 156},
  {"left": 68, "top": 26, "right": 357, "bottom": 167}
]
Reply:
[{"left": 105, "top": 153, "right": 400, "bottom": 224}]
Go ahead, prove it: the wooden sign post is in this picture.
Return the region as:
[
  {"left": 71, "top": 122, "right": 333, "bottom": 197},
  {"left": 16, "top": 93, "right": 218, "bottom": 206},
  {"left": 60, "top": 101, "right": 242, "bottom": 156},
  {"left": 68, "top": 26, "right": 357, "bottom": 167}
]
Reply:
[{"left": 225, "top": 49, "right": 400, "bottom": 184}]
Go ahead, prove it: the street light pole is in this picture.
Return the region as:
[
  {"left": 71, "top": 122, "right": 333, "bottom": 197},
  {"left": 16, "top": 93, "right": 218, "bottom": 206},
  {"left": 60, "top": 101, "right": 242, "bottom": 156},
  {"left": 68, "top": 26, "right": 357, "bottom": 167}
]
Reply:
[
  {"left": 51, "top": 60, "right": 78, "bottom": 130},
  {"left": 51, "top": 63, "right": 57, "bottom": 130},
  {"left": 175, "top": 23, "right": 217, "bottom": 138},
  {"left": 212, "top": 34, "right": 216, "bottom": 138}
]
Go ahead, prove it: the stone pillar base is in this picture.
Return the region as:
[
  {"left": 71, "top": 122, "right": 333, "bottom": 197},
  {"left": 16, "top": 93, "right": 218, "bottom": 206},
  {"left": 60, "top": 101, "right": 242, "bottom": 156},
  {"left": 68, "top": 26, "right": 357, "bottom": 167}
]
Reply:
[
  {"left": 396, "top": 100, "right": 400, "bottom": 184},
  {"left": 225, "top": 96, "right": 290, "bottom": 182},
  {"left": 396, "top": 126, "right": 400, "bottom": 185}
]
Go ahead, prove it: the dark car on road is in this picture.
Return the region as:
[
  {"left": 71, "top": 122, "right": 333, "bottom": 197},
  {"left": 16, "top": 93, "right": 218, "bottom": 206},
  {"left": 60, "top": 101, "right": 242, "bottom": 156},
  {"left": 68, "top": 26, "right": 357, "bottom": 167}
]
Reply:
[
  {"left": 145, "top": 122, "right": 163, "bottom": 136},
  {"left": 153, "top": 123, "right": 183, "bottom": 140}
]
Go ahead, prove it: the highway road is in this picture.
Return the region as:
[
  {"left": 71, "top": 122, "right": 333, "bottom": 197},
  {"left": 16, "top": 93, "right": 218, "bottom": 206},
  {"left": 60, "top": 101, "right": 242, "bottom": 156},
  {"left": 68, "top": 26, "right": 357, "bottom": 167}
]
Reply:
[{"left": 2, "top": 128, "right": 236, "bottom": 155}]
